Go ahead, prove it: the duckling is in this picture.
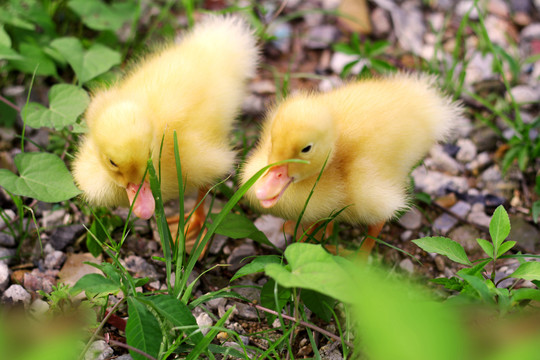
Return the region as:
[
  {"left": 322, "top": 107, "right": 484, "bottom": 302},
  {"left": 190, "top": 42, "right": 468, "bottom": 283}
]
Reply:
[
  {"left": 241, "top": 75, "right": 461, "bottom": 255},
  {"left": 73, "top": 15, "right": 258, "bottom": 250}
]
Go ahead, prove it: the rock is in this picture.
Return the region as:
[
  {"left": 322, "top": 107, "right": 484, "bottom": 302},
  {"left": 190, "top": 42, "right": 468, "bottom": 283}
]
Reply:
[
  {"left": 338, "top": 0, "right": 371, "bottom": 33},
  {"left": 304, "top": 25, "right": 340, "bottom": 49},
  {"left": 456, "top": 139, "right": 477, "bottom": 163},
  {"left": 481, "top": 165, "right": 502, "bottom": 183},
  {"left": 249, "top": 80, "right": 276, "bottom": 95},
  {"left": 521, "top": 23, "right": 540, "bottom": 40},
  {"left": 509, "top": 217, "right": 539, "bottom": 253},
  {"left": 412, "top": 167, "right": 469, "bottom": 197},
  {"left": 371, "top": 7, "right": 391, "bottom": 37},
  {"left": 319, "top": 341, "right": 343, "bottom": 360},
  {"left": 209, "top": 234, "right": 227, "bottom": 255},
  {"left": 84, "top": 340, "right": 114, "bottom": 360},
  {"left": 399, "top": 258, "right": 414, "bottom": 274},
  {"left": 433, "top": 213, "right": 458, "bottom": 235},
  {"left": 450, "top": 201, "right": 472, "bottom": 218},
  {"left": 0, "top": 233, "right": 15, "bottom": 247},
  {"left": 487, "top": 0, "right": 510, "bottom": 18},
  {"left": 49, "top": 224, "right": 85, "bottom": 250},
  {"left": 318, "top": 76, "right": 343, "bottom": 93},
  {"left": 44, "top": 250, "right": 66, "bottom": 269},
  {"left": 398, "top": 208, "right": 423, "bottom": 230},
  {"left": 0, "top": 247, "right": 16, "bottom": 265},
  {"left": 511, "top": 0, "right": 532, "bottom": 12},
  {"left": 114, "top": 355, "right": 133, "bottom": 360},
  {"left": 508, "top": 85, "right": 540, "bottom": 105},
  {"left": 23, "top": 269, "right": 56, "bottom": 294},
  {"left": 467, "top": 203, "right": 491, "bottom": 228},
  {"left": 269, "top": 22, "right": 292, "bottom": 53},
  {"left": 196, "top": 312, "right": 214, "bottom": 336},
  {"left": 122, "top": 255, "right": 160, "bottom": 280},
  {"left": 0, "top": 262, "right": 9, "bottom": 291},
  {"left": 58, "top": 253, "right": 103, "bottom": 288},
  {"left": 206, "top": 295, "right": 227, "bottom": 311},
  {"left": 29, "top": 298, "right": 50, "bottom": 318},
  {"left": 456, "top": 0, "right": 478, "bottom": 19},
  {"left": 1, "top": 284, "right": 31, "bottom": 307},
  {"left": 484, "top": 15, "right": 511, "bottom": 47},
  {"left": 448, "top": 225, "right": 482, "bottom": 254},
  {"left": 41, "top": 209, "right": 66, "bottom": 229},
  {"left": 465, "top": 52, "right": 494, "bottom": 86},
  {"left": 471, "top": 126, "right": 499, "bottom": 152},
  {"left": 254, "top": 215, "right": 288, "bottom": 249},
  {"left": 400, "top": 230, "right": 413, "bottom": 242},
  {"left": 242, "top": 94, "right": 264, "bottom": 115},
  {"left": 330, "top": 52, "right": 365, "bottom": 76},
  {"left": 426, "top": 144, "right": 463, "bottom": 175},
  {"left": 466, "top": 152, "right": 491, "bottom": 173},
  {"left": 227, "top": 241, "right": 256, "bottom": 271}
]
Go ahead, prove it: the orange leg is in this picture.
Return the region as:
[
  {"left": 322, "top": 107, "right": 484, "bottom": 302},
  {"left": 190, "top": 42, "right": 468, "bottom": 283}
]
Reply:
[
  {"left": 283, "top": 220, "right": 334, "bottom": 242},
  {"left": 167, "top": 188, "right": 209, "bottom": 259},
  {"left": 358, "top": 221, "right": 385, "bottom": 258}
]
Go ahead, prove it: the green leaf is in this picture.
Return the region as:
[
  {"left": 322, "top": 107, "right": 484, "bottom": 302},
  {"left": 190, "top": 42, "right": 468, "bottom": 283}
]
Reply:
[
  {"left": 23, "top": 84, "right": 90, "bottom": 130},
  {"left": 332, "top": 43, "right": 358, "bottom": 55},
  {"left": 71, "top": 273, "right": 120, "bottom": 295},
  {"left": 0, "top": 26, "right": 10, "bottom": 47},
  {"left": 68, "top": 0, "right": 138, "bottom": 31},
  {"left": 50, "top": 37, "right": 121, "bottom": 84},
  {"left": 431, "top": 277, "right": 463, "bottom": 291},
  {"left": 496, "top": 241, "right": 516, "bottom": 258},
  {"left": 511, "top": 288, "right": 540, "bottom": 303},
  {"left": 0, "top": 44, "right": 23, "bottom": 60},
  {"left": 260, "top": 278, "right": 291, "bottom": 325},
  {"left": 231, "top": 255, "right": 282, "bottom": 282},
  {"left": 302, "top": 289, "right": 336, "bottom": 322},
  {"left": 511, "top": 262, "right": 540, "bottom": 281},
  {"left": 367, "top": 40, "right": 391, "bottom": 56},
  {"left": 86, "top": 221, "right": 103, "bottom": 258},
  {"left": 458, "top": 271, "right": 495, "bottom": 305},
  {"left": 144, "top": 294, "right": 203, "bottom": 343},
  {"left": 126, "top": 297, "right": 162, "bottom": 360},
  {"left": 476, "top": 238, "right": 494, "bottom": 258},
  {"left": 212, "top": 212, "right": 276, "bottom": 249},
  {"left": 517, "top": 146, "right": 529, "bottom": 171},
  {"left": 0, "top": 152, "right": 82, "bottom": 202},
  {"left": 0, "top": 96, "right": 17, "bottom": 127},
  {"left": 9, "top": 42, "right": 57, "bottom": 76},
  {"left": 532, "top": 201, "right": 540, "bottom": 224},
  {"left": 489, "top": 205, "right": 510, "bottom": 251},
  {"left": 412, "top": 237, "right": 472, "bottom": 266}
]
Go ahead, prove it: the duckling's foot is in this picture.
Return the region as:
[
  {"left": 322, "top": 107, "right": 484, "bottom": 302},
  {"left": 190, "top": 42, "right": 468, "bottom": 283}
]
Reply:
[
  {"left": 358, "top": 221, "right": 385, "bottom": 259},
  {"left": 166, "top": 189, "right": 210, "bottom": 260},
  {"left": 283, "top": 220, "right": 334, "bottom": 242}
]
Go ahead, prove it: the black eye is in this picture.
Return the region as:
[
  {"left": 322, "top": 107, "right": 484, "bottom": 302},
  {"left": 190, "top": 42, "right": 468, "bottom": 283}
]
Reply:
[
  {"left": 109, "top": 159, "right": 118, "bottom": 167},
  {"left": 301, "top": 144, "right": 312, "bottom": 153}
]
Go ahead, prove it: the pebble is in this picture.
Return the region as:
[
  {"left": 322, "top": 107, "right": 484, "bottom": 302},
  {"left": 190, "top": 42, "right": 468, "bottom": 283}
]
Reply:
[
  {"left": 521, "top": 23, "right": 540, "bottom": 40},
  {"left": 371, "top": 7, "right": 391, "bottom": 36},
  {"left": 456, "top": 139, "right": 477, "bottom": 163},
  {"left": 433, "top": 213, "right": 458, "bottom": 235},
  {"left": 84, "top": 340, "right": 114, "bottom": 360},
  {"left": 330, "top": 52, "right": 365, "bottom": 76},
  {"left": 426, "top": 144, "right": 463, "bottom": 175},
  {"left": 398, "top": 208, "right": 423, "bottom": 230},
  {"left": 49, "top": 224, "right": 85, "bottom": 251},
  {"left": 41, "top": 209, "right": 67, "bottom": 229},
  {"left": 448, "top": 225, "right": 482, "bottom": 254},
  {"left": 400, "top": 230, "right": 413, "bottom": 242},
  {"left": 487, "top": 0, "right": 510, "bottom": 18},
  {"left": 23, "top": 269, "right": 56, "bottom": 293},
  {"left": 241, "top": 94, "right": 265, "bottom": 116},
  {"left": 412, "top": 167, "right": 469, "bottom": 197},
  {"left": 450, "top": 201, "right": 472, "bottom": 218},
  {"left": 456, "top": 0, "right": 478, "bottom": 19},
  {"left": 269, "top": 22, "right": 292, "bottom": 53},
  {"left": 467, "top": 203, "right": 491, "bottom": 228},
  {"left": 114, "top": 355, "right": 133, "bottom": 360},
  {"left": 1, "top": 284, "right": 31, "bottom": 307},
  {"left": 508, "top": 85, "right": 540, "bottom": 105},
  {"left": 0, "top": 262, "right": 9, "bottom": 291},
  {"left": 0, "top": 247, "right": 16, "bottom": 265},
  {"left": 44, "top": 250, "right": 66, "bottom": 269},
  {"left": 304, "top": 25, "right": 340, "bottom": 50},
  {"left": 0, "top": 233, "right": 15, "bottom": 247},
  {"left": 29, "top": 298, "right": 50, "bottom": 318},
  {"left": 481, "top": 165, "right": 502, "bottom": 183},
  {"left": 399, "top": 258, "right": 414, "bottom": 274},
  {"left": 471, "top": 126, "right": 499, "bottom": 152},
  {"left": 209, "top": 234, "right": 227, "bottom": 255},
  {"left": 196, "top": 312, "right": 214, "bottom": 336},
  {"left": 509, "top": 217, "right": 538, "bottom": 253},
  {"left": 254, "top": 215, "right": 288, "bottom": 249},
  {"left": 465, "top": 52, "right": 494, "bottom": 86},
  {"left": 466, "top": 152, "right": 491, "bottom": 173},
  {"left": 122, "top": 255, "right": 160, "bottom": 280},
  {"left": 227, "top": 241, "right": 256, "bottom": 271}
]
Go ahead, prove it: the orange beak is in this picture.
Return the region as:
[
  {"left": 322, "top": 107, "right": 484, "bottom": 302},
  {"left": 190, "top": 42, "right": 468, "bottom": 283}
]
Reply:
[
  {"left": 126, "top": 181, "right": 155, "bottom": 220},
  {"left": 255, "top": 165, "right": 293, "bottom": 208}
]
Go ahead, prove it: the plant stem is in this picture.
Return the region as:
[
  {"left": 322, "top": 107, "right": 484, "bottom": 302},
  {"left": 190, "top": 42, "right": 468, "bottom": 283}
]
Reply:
[{"left": 0, "top": 95, "right": 20, "bottom": 112}]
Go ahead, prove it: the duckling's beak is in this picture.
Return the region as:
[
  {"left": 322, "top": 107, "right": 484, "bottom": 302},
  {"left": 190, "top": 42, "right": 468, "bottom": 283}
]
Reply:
[
  {"left": 256, "top": 165, "right": 293, "bottom": 208},
  {"left": 126, "top": 181, "right": 155, "bottom": 220}
]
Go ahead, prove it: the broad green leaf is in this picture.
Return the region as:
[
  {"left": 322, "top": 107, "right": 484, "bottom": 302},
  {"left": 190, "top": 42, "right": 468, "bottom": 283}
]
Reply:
[
  {"left": 50, "top": 37, "right": 121, "bottom": 84},
  {"left": 496, "top": 241, "right": 516, "bottom": 258},
  {"left": 68, "top": 0, "right": 138, "bottom": 31},
  {"left": 23, "top": 84, "right": 90, "bottom": 130},
  {"left": 512, "top": 288, "right": 540, "bottom": 303},
  {"left": 71, "top": 274, "right": 120, "bottom": 295},
  {"left": 476, "top": 238, "right": 494, "bottom": 258},
  {"left": 332, "top": 43, "right": 358, "bottom": 55},
  {"left": 126, "top": 297, "right": 162, "bottom": 360},
  {"left": 0, "top": 45, "right": 23, "bottom": 61},
  {"left": 212, "top": 212, "right": 275, "bottom": 248},
  {"left": 517, "top": 146, "right": 529, "bottom": 171},
  {"left": 532, "top": 201, "right": 540, "bottom": 224},
  {"left": 0, "top": 97, "right": 17, "bottom": 127},
  {"left": 0, "top": 152, "right": 82, "bottom": 202},
  {"left": 511, "top": 262, "right": 540, "bottom": 281},
  {"left": 144, "top": 294, "right": 203, "bottom": 343},
  {"left": 489, "top": 205, "right": 510, "bottom": 250},
  {"left": 0, "top": 26, "right": 11, "bottom": 47},
  {"left": 302, "top": 289, "right": 336, "bottom": 322},
  {"left": 458, "top": 272, "right": 495, "bottom": 305},
  {"left": 412, "top": 237, "right": 472, "bottom": 266},
  {"left": 9, "top": 42, "right": 57, "bottom": 76},
  {"left": 260, "top": 278, "right": 291, "bottom": 314},
  {"left": 431, "top": 277, "right": 463, "bottom": 291},
  {"left": 231, "top": 255, "right": 281, "bottom": 281}
]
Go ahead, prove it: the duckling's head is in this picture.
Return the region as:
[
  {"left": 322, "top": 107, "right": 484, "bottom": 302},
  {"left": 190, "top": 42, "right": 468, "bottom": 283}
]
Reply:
[
  {"left": 255, "top": 96, "right": 336, "bottom": 208},
  {"left": 75, "top": 98, "right": 156, "bottom": 219}
]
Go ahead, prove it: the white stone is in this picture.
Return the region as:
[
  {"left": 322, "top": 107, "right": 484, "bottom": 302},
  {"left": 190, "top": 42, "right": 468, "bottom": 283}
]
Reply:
[
  {"left": 330, "top": 52, "right": 365, "bottom": 76},
  {"left": 196, "top": 312, "right": 214, "bottom": 336},
  {"left": 456, "top": 138, "right": 477, "bottom": 163},
  {"left": 85, "top": 340, "right": 113, "bottom": 360},
  {"left": 1, "top": 284, "right": 31, "bottom": 307},
  {"left": 0, "top": 262, "right": 9, "bottom": 291}
]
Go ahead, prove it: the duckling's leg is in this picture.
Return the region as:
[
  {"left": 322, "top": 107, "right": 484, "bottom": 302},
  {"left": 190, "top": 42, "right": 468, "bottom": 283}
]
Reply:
[
  {"left": 166, "top": 188, "right": 209, "bottom": 258},
  {"left": 358, "top": 221, "right": 385, "bottom": 258},
  {"left": 283, "top": 220, "right": 334, "bottom": 242}
]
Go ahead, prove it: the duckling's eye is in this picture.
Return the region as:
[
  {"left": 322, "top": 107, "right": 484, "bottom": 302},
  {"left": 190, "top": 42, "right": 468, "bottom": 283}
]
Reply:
[
  {"left": 301, "top": 144, "right": 312, "bottom": 153},
  {"left": 109, "top": 159, "right": 118, "bottom": 167}
]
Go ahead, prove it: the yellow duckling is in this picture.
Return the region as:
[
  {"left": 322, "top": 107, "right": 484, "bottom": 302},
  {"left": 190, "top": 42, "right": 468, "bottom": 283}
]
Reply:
[
  {"left": 73, "top": 16, "right": 258, "bottom": 244},
  {"left": 241, "top": 75, "right": 461, "bottom": 254}
]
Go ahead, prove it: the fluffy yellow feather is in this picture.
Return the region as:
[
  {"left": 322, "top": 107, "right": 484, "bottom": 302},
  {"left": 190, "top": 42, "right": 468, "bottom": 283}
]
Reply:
[
  {"left": 241, "top": 75, "right": 461, "bottom": 239},
  {"left": 73, "top": 15, "right": 258, "bottom": 220}
]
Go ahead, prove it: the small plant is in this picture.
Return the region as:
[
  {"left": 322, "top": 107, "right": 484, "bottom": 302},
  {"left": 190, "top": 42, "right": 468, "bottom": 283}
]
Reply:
[{"left": 332, "top": 33, "right": 396, "bottom": 78}]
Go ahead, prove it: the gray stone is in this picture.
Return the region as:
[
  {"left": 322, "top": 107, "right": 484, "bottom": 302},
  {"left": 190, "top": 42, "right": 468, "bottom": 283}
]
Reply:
[
  {"left": 84, "top": 340, "right": 114, "bottom": 360},
  {"left": 249, "top": 80, "right": 275, "bottom": 95},
  {"left": 242, "top": 94, "right": 264, "bottom": 115},
  {"left": 511, "top": 0, "right": 532, "bottom": 12},
  {"left": 304, "top": 25, "right": 340, "bottom": 49},
  {"left": 196, "top": 312, "right": 214, "bottom": 336},
  {"left": 448, "top": 225, "right": 482, "bottom": 254},
  {"left": 122, "top": 255, "right": 160, "bottom": 280},
  {"left": 456, "top": 1, "right": 479, "bottom": 19},
  {"left": 269, "top": 22, "right": 292, "bottom": 53},
  {"left": 330, "top": 52, "right": 365, "bottom": 76},
  {"left": 0, "top": 262, "right": 9, "bottom": 291},
  {"left": 227, "top": 241, "right": 256, "bottom": 271},
  {"left": 412, "top": 167, "right": 469, "bottom": 197},
  {"left": 521, "top": 23, "right": 540, "bottom": 39},
  {"left": 209, "top": 234, "right": 227, "bottom": 255},
  {"left": 509, "top": 85, "right": 540, "bottom": 105},
  {"left": 509, "top": 217, "right": 539, "bottom": 253},
  {"left": 456, "top": 138, "right": 477, "bottom": 163},
  {"left": 426, "top": 144, "right": 463, "bottom": 175},
  {"left": 2, "top": 284, "right": 31, "bottom": 307},
  {"left": 481, "top": 165, "right": 502, "bottom": 183},
  {"left": 115, "top": 355, "right": 133, "bottom": 360},
  {"left": 371, "top": 7, "right": 391, "bottom": 36},
  {"left": 488, "top": 0, "right": 510, "bottom": 17},
  {"left": 465, "top": 52, "right": 494, "bottom": 85},
  {"left": 23, "top": 269, "right": 56, "bottom": 293},
  {"left": 254, "top": 215, "right": 288, "bottom": 249},
  {"left": 49, "top": 224, "right": 85, "bottom": 250},
  {"left": 467, "top": 204, "right": 491, "bottom": 228},
  {"left": 44, "top": 250, "right": 66, "bottom": 269},
  {"left": 399, "top": 258, "right": 414, "bottom": 274},
  {"left": 466, "top": 152, "right": 492, "bottom": 172},
  {"left": 472, "top": 126, "right": 499, "bottom": 152},
  {"left": 400, "top": 230, "right": 413, "bottom": 242},
  {"left": 484, "top": 15, "right": 510, "bottom": 46},
  {"left": 29, "top": 299, "right": 50, "bottom": 318},
  {"left": 206, "top": 295, "right": 227, "bottom": 311},
  {"left": 398, "top": 208, "right": 423, "bottom": 230},
  {"left": 41, "top": 209, "right": 66, "bottom": 229},
  {"left": 433, "top": 213, "right": 458, "bottom": 235},
  {"left": 0, "top": 247, "right": 16, "bottom": 265},
  {"left": 0, "top": 233, "right": 15, "bottom": 247},
  {"left": 450, "top": 201, "right": 472, "bottom": 218}
]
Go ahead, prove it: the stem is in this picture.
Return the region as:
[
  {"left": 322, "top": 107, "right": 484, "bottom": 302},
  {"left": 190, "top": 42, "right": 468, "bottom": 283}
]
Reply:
[{"left": 0, "top": 95, "right": 20, "bottom": 112}]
